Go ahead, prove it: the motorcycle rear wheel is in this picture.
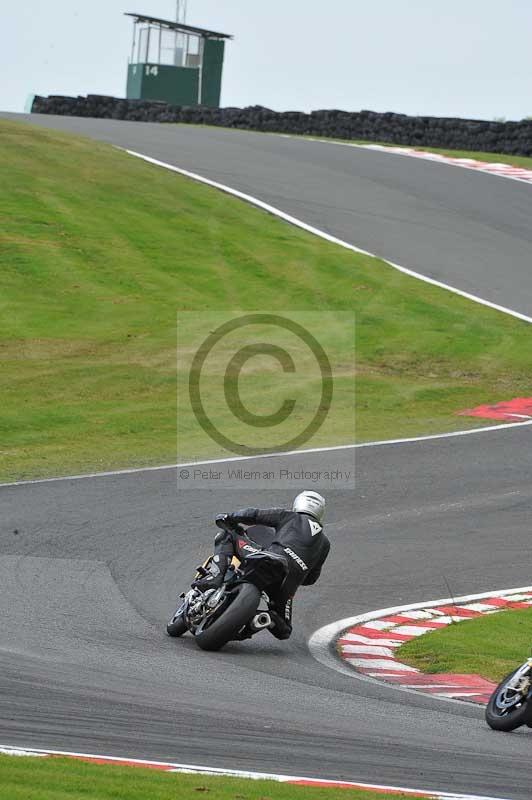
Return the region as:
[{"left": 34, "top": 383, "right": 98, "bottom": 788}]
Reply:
[
  {"left": 485, "top": 666, "right": 532, "bottom": 731},
  {"left": 195, "top": 582, "right": 261, "bottom": 652}
]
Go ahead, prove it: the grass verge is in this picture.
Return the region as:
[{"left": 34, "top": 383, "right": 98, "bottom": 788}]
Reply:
[
  {"left": 397, "top": 607, "right": 532, "bottom": 683},
  {"left": 1, "top": 118, "right": 532, "bottom": 482},
  {"left": 0, "top": 755, "right": 425, "bottom": 800}
]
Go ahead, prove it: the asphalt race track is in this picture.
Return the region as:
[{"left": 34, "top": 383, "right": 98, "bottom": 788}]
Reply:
[{"left": 1, "top": 114, "right": 532, "bottom": 798}]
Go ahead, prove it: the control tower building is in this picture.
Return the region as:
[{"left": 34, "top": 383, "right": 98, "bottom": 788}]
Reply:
[{"left": 125, "top": 12, "right": 233, "bottom": 107}]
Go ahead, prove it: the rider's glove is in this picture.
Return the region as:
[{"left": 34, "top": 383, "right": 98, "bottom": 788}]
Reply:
[{"left": 216, "top": 512, "right": 243, "bottom": 529}]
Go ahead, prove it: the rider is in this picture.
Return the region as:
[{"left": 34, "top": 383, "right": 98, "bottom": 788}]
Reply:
[{"left": 193, "top": 491, "right": 330, "bottom": 640}]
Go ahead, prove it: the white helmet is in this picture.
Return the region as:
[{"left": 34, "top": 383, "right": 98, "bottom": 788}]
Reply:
[{"left": 292, "top": 490, "right": 326, "bottom": 522}]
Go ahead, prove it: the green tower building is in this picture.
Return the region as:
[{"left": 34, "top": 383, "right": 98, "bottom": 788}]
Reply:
[{"left": 125, "top": 13, "right": 232, "bottom": 108}]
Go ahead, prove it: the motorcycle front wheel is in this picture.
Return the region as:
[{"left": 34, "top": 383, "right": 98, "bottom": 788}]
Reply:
[
  {"left": 166, "top": 605, "right": 188, "bottom": 637},
  {"left": 195, "top": 582, "right": 261, "bottom": 652},
  {"left": 485, "top": 665, "right": 532, "bottom": 732}
]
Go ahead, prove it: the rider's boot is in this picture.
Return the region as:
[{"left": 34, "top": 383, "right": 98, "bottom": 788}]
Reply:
[
  {"left": 192, "top": 554, "right": 230, "bottom": 592},
  {"left": 268, "top": 607, "right": 293, "bottom": 640}
]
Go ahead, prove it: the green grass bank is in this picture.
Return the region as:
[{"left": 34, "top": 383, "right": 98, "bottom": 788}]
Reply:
[
  {"left": 1, "top": 119, "right": 532, "bottom": 481},
  {"left": 0, "top": 756, "right": 425, "bottom": 800},
  {"left": 398, "top": 607, "right": 532, "bottom": 682}
]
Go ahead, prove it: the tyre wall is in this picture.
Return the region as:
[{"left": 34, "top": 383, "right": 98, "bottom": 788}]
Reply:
[{"left": 31, "top": 95, "right": 532, "bottom": 156}]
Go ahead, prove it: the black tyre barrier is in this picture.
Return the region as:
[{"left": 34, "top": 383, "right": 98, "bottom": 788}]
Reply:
[{"left": 30, "top": 95, "right": 532, "bottom": 156}]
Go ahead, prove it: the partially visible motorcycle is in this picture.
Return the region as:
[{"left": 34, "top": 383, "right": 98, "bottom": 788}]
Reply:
[
  {"left": 166, "top": 518, "right": 288, "bottom": 652},
  {"left": 485, "top": 656, "right": 532, "bottom": 731}
]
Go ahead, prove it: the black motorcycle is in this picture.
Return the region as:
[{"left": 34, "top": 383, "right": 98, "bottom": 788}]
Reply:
[
  {"left": 166, "top": 519, "right": 288, "bottom": 651},
  {"left": 485, "top": 657, "right": 532, "bottom": 731}
]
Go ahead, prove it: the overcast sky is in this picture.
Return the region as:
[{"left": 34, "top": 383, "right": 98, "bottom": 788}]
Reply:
[{"left": 2, "top": 1, "right": 531, "bottom": 120}]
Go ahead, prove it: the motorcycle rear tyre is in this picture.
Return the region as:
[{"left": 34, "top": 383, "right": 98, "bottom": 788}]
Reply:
[
  {"left": 195, "top": 583, "right": 261, "bottom": 652},
  {"left": 485, "top": 668, "right": 531, "bottom": 731}
]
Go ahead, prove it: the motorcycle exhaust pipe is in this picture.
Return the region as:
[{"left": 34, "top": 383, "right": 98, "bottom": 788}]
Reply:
[{"left": 251, "top": 612, "right": 272, "bottom": 631}]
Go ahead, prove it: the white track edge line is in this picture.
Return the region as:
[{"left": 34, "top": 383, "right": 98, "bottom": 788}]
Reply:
[
  {"left": 123, "top": 148, "right": 532, "bottom": 326},
  {"left": 0, "top": 745, "right": 511, "bottom": 800},
  {"left": 2, "top": 418, "right": 532, "bottom": 488},
  {"left": 308, "top": 584, "right": 532, "bottom": 705}
]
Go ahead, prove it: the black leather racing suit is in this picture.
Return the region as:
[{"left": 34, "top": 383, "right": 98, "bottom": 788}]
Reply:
[{"left": 216, "top": 507, "right": 330, "bottom": 640}]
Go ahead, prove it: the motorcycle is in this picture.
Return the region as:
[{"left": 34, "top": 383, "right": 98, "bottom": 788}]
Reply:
[
  {"left": 485, "top": 656, "right": 532, "bottom": 731},
  {"left": 166, "top": 518, "right": 288, "bottom": 651}
]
